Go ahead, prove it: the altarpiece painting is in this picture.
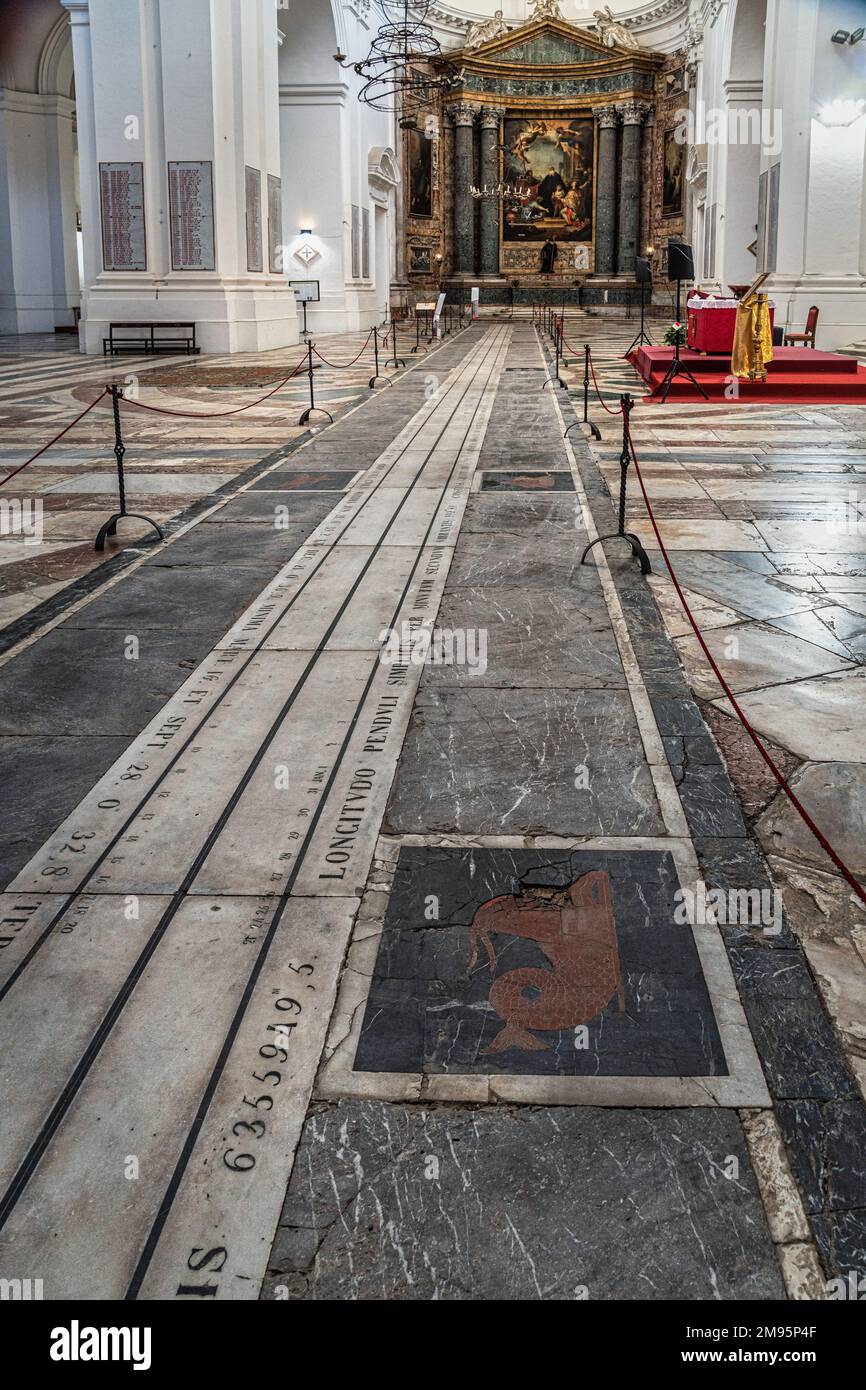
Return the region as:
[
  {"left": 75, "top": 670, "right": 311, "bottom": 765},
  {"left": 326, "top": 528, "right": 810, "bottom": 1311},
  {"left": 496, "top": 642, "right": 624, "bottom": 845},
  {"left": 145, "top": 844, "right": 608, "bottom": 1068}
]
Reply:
[{"left": 502, "top": 114, "right": 595, "bottom": 243}]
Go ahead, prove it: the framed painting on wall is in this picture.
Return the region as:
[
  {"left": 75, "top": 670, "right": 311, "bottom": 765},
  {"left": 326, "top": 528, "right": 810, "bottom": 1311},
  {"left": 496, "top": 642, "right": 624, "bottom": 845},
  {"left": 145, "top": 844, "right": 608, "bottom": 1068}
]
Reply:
[
  {"left": 662, "top": 129, "right": 684, "bottom": 218},
  {"left": 408, "top": 127, "right": 433, "bottom": 218},
  {"left": 502, "top": 114, "right": 594, "bottom": 243}
]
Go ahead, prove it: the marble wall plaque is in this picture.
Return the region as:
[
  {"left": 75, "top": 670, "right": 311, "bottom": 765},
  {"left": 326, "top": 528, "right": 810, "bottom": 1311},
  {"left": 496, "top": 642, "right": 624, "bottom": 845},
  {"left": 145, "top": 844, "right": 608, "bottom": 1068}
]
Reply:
[
  {"left": 362, "top": 207, "right": 370, "bottom": 280},
  {"left": 168, "top": 161, "right": 215, "bottom": 271},
  {"left": 268, "top": 174, "right": 283, "bottom": 274},
  {"left": 245, "top": 166, "right": 263, "bottom": 273},
  {"left": 766, "top": 163, "right": 780, "bottom": 274},
  {"left": 99, "top": 162, "right": 146, "bottom": 271},
  {"left": 351, "top": 205, "right": 361, "bottom": 280},
  {"left": 353, "top": 847, "right": 728, "bottom": 1079}
]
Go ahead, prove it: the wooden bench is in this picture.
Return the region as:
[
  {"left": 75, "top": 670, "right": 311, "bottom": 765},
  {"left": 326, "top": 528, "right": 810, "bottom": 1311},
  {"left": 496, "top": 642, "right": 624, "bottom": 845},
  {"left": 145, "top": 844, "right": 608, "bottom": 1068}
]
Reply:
[{"left": 103, "top": 322, "right": 200, "bottom": 356}]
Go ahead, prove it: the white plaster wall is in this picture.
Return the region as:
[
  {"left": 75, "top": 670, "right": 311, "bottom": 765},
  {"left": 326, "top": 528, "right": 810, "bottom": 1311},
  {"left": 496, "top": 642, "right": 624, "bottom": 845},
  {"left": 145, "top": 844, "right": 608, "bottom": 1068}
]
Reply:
[
  {"left": 0, "top": 0, "right": 80, "bottom": 333},
  {"left": 691, "top": 0, "right": 866, "bottom": 350},
  {"left": 0, "top": 90, "right": 78, "bottom": 331},
  {"left": 278, "top": 0, "right": 397, "bottom": 334},
  {"left": 65, "top": 0, "right": 298, "bottom": 354}
]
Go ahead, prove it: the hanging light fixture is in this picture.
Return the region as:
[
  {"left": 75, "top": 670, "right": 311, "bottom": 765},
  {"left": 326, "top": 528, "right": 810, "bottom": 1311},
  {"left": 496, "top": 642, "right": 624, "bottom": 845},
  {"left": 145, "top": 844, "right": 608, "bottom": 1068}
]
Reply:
[{"left": 336, "top": 1, "right": 460, "bottom": 126}]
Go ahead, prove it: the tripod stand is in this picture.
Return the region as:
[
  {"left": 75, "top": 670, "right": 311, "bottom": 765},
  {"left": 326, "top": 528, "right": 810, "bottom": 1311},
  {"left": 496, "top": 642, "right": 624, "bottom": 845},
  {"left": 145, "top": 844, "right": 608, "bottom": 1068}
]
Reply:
[
  {"left": 625, "top": 279, "right": 652, "bottom": 356},
  {"left": 654, "top": 278, "right": 708, "bottom": 403}
]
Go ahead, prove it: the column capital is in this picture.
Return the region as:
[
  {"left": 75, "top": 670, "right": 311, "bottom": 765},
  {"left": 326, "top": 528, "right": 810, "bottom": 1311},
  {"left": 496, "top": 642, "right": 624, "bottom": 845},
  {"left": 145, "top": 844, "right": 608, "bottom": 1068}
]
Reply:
[
  {"left": 59, "top": 0, "right": 90, "bottom": 19},
  {"left": 617, "top": 100, "right": 652, "bottom": 126},
  {"left": 480, "top": 107, "right": 502, "bottom": 130},
  {"left": 593, "top": 105, "right": 620, "bottom": 129},
  {"left": 448, "top": 102, "right": 480, "bottom": 127}
]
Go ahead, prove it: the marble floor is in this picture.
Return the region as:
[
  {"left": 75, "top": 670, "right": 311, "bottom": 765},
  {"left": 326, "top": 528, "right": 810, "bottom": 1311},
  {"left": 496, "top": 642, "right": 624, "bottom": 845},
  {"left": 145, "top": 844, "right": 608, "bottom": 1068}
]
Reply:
[
  {"left": 558, "top": 317, "right": 866, "bottom": 1116},
  {"left": 0, "top": 323, "right": 424, "bottom": 643},
  {"left": 0, "top": 321, "right": 863, "bottom": 1301}
]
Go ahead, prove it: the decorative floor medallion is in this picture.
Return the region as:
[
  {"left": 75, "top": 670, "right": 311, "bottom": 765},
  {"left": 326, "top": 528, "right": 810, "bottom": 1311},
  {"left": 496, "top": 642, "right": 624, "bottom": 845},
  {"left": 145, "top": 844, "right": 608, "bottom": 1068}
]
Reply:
[{"left": 351, "top": 846, "right": 728, "bottom": 1080}]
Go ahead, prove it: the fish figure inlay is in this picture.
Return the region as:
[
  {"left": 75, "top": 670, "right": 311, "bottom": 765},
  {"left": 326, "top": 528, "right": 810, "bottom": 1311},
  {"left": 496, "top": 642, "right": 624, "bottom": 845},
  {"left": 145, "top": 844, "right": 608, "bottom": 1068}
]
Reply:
[{"left": 467, "top": 870, "right": 624, "bottom": 1054}]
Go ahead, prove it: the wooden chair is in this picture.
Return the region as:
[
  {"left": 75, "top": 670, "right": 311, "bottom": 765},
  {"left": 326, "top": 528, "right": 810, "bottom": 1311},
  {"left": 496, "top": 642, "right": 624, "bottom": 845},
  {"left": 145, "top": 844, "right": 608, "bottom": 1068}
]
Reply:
[{"left": 784, "top": 305, "right": 819, "bottom": 348}]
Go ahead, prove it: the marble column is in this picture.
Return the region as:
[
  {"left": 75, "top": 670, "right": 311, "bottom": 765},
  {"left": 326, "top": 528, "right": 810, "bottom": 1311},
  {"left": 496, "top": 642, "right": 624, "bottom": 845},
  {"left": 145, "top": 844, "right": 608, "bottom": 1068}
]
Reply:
[
  {"left": 450, "top": 102, "right": 478, "bottom": 275},
  {"left": 479, "top": 107, "right": 501, "bottom": 276},
  {"left": 616, "top": 101, "right": 650, "bottom": 275},
  {"left": 640, "top": 110, "right": 655, "bottom": 263},
  {"left": 593, "top": 105, "right": 619, "bottom": 276}
]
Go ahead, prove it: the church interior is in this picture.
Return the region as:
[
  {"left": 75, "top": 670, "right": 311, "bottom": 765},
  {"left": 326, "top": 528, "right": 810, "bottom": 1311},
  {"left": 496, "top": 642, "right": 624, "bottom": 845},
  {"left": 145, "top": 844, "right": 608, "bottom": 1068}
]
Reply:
[{"left": 1, "top": 0, "right": 866, "bottom": 1331}]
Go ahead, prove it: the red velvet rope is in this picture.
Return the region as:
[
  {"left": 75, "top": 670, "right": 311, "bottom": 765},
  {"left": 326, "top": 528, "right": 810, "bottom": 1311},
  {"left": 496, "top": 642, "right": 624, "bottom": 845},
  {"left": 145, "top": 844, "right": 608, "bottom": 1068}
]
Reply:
[
  {"left": 586, "top": 348, "right": 620, "bottom": 416},
  {"left": 0, "top": 389, "right": 109, "bottom": 488},
  {"left": 118, "top": 358, "right": 306, "bottom": 418},
  {"left": 311, "top": 329, "right": 375, "bottom": 369}
]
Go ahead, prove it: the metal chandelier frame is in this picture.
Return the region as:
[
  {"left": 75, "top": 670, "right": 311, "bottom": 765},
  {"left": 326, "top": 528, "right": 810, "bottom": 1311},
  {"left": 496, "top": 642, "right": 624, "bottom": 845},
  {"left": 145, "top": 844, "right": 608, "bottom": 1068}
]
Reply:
[{"left": 337, "top": 0, "right": 460, "bottom": 124}]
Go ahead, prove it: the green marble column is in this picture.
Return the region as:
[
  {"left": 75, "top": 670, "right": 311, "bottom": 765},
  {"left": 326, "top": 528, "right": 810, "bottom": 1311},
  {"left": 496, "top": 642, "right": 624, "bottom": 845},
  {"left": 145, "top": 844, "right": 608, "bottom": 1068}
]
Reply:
[
  {"left": 450, "top": 102, "right": 479, "bottom": 275},
  {"left": 479, "top": 107, "right": 502, "bottom": 276},
  {"left": 593, "top": 105, "right": 619, "bottom": 276},
  {"left": 616, "top": 102, "right": 650, "bottom": 275}
]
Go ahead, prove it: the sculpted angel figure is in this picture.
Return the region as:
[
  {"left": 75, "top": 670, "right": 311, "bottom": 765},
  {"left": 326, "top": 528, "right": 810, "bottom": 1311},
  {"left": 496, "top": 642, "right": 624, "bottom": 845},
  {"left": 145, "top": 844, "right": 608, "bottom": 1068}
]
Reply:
[
  {"left": 593, "top": 5, "right": 640, "bottom": 49},
  {"left": 464, "top": 10, "right": 508, "bottom": 49},
  {"left": 528, "top": 0, "right": 563, "bottom": 20}
]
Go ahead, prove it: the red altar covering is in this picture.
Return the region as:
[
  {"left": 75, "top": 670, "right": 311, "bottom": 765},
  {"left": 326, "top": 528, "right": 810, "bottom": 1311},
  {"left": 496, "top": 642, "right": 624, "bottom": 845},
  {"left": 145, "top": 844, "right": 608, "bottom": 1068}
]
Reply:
[{"left": 687, "top": 296, "right": 775, "bottom": 354}]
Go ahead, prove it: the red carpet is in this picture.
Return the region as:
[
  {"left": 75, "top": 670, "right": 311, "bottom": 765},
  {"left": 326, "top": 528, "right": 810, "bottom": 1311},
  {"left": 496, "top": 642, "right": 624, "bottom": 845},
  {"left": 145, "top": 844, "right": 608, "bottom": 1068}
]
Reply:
[{"left": 629, "top": 346, "right": 866, "bottom": 403}]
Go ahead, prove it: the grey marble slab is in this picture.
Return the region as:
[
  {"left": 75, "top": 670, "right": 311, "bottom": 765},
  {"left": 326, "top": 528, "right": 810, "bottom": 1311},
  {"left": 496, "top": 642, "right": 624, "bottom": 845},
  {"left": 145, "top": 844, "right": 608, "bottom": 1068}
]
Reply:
[
  {"left": 64, "top": 565, "right": 279, "bottom": 630},
  {"left": 385, "top": 688, "right": 664, "bottom": 837},
  {"left": 0, "top": 735, "right": 131, "bottom": 889},
  {"left": 446, "top": 533, "right": 586, "bottom": 590},
  {"left": 726, "top": 946, "right": 858, "bottom": 1102},
  {"left": 0, "top": 628, "right": 223, "bottom": 737},
  {"left": 263, "top": 1100, "right": 783, "bottom": 1301},
  {"left": 421, "top": 586, "right": 626, "bottom": 689}
]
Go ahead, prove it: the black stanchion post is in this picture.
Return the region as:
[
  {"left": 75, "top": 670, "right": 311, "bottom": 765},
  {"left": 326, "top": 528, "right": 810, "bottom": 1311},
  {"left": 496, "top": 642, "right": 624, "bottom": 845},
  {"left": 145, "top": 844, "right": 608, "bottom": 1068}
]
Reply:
[
  {"left": 579, "top": 393, "right": 651, "bottom": 575},
  {"left": 385, "top": 313, "right": 406, "bottom": 369},
  {"left": 299, "top": 340, "right": 334, "bottom": 426},
  {"left": 412, "top": 312, "right": 425, "bottom": 355},
  {"left": 584, "top": 343, "right": 602, "bottom": 441},
  {"left": 94, "top": 384, "right": 164, "bottom": 552},
  {"left": 369, "top": 325, "right": 390, "bottom": 388},
  {"left": 542, "top": 315, "right": 566, "bottom": 391}
]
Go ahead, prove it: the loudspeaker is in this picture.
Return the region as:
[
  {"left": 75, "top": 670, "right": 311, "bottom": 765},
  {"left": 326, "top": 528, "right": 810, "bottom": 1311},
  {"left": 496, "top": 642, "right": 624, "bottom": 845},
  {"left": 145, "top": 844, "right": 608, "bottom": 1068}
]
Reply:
[
  {"left": 667, "top": 240, "right": 695, "bottom": 282},
  {"left": 635, "top": 256, "right": 652, "bottom": 285}
]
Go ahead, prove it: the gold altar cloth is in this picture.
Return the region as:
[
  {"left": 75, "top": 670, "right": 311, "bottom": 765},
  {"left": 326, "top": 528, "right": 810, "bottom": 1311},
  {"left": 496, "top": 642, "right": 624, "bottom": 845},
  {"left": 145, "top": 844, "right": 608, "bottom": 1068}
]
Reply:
[{"left": 731, "top": 292, "right": 774, "bottom": 381}]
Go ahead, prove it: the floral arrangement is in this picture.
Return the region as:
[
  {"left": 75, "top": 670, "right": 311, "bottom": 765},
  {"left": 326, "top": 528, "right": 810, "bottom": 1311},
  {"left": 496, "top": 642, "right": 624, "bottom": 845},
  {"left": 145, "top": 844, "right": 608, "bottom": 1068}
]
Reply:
[{"left": 664, "top": 321, "right": 687, "bottom": 347}]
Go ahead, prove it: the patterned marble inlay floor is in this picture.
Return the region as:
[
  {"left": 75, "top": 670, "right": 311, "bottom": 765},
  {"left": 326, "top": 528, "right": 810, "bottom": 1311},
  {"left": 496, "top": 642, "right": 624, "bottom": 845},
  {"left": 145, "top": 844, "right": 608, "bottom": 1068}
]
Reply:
[{"left": 0, "top": 325, "right": 443, "bottom": 635}]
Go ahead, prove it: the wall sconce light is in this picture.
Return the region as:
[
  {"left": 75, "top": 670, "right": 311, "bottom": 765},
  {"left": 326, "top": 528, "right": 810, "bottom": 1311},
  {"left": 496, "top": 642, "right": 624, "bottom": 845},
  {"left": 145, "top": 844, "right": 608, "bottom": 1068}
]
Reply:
[
  {"left": 299, "top": 228, "right": 313, "bottom": 235},
  {"left": 817, "top": 97, "right": 866, "bottom": 126},
  {"left": 832, "top": 27, "right": 864, "bottom": 43}
]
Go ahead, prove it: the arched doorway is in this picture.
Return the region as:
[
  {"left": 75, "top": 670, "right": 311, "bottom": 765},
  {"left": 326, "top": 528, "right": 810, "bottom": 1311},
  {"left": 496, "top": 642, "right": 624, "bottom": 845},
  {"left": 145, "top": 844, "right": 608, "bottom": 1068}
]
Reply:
[{"left": 0, "top": 0, "right": 80, "bottom": 337}]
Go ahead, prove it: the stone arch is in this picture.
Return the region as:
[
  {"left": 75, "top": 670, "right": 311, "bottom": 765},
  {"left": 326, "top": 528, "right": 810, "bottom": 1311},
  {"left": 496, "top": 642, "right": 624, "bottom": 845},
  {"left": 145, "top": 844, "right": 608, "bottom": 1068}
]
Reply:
[
  {"left": 38, "top": 10, "right": 74, "bottom": 98},
  {"left": 0, "top": 0, "right": 79, "bottom": 334}
]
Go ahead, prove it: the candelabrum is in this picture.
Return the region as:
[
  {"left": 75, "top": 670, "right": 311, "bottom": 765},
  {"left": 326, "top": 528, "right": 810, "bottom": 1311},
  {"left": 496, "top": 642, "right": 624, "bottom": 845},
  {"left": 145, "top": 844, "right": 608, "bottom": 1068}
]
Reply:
[{"left": 470, "top": 181, "right": 531, "bottom": 205}]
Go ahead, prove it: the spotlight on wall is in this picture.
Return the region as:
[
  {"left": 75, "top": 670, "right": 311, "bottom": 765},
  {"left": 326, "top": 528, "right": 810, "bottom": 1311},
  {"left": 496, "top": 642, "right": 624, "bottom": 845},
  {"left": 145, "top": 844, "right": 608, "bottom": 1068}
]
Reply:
[
  {"left": 817, "top": 97, "right": 866, "bottom": 125},
  {"left": 832, "top": 29, "right": 850, "bottom": 42},
  {"left": 850, "top": 27, "right": 865, "bottom": 43},
  {"left": 299, "top": 228, "right": 313, "bottom": 235}
]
